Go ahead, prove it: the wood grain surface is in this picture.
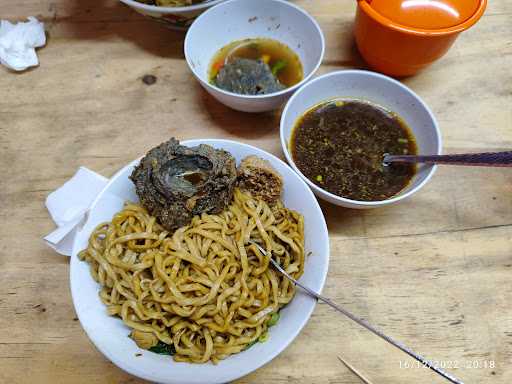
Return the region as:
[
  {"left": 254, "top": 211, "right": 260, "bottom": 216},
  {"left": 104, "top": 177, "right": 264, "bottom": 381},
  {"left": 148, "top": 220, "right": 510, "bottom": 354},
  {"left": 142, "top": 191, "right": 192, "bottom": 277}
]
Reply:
[{"left": 1, "top": 1, "right": 511, "bottom": 383}]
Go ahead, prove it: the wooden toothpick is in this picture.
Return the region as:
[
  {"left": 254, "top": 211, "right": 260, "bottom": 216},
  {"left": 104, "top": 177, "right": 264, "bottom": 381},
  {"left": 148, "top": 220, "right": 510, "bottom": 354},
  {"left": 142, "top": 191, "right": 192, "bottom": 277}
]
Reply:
[{"left": 337, "top": 356, "right": 375, "bottom": 384}]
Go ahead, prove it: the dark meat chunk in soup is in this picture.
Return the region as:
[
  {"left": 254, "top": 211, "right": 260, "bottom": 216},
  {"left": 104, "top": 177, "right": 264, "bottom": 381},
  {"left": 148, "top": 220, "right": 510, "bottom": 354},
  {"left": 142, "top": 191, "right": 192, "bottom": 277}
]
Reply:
[{"left": 214, "top": 58, "right": 285, "bottom": 95}]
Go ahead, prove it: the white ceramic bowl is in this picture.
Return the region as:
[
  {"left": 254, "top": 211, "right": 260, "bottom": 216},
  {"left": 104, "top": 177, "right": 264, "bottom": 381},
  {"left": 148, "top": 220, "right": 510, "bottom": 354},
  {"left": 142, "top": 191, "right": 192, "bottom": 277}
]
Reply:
[
  {"left": 70, "top": 139, "right": 329, "bottom": 384},
  {"left": 119, "top": 0, "right": 227, "bottom": 30},
  {"left": 280, "top": 70, "right": 442, "bottom": 209},
  {"left": 184, "top": 0, "right": 325, "bottom": 112}
]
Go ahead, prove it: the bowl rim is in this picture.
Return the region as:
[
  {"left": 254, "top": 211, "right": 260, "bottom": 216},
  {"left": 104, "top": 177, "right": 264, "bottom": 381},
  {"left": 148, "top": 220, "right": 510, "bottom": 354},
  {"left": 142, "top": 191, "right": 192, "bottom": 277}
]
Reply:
[
  {"left": 119, "top": 0, "right": 227, "bottom": 13},
  {"left": 280, "top": 69, "right": 443, "bottom": 207},
  {"left": 184, "top": 0, "right": 325, "bottom": 100},
  {"left": 70, "top": 138, "right": 330, "bottom": 384}
]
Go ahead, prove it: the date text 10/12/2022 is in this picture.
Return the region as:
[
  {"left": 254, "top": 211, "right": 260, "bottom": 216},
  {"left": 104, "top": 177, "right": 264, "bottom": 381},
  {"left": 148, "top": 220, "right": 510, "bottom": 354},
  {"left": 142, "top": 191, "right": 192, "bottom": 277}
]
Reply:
[{"left": 399, "top": 360, "right": 496, "bottom": 370}]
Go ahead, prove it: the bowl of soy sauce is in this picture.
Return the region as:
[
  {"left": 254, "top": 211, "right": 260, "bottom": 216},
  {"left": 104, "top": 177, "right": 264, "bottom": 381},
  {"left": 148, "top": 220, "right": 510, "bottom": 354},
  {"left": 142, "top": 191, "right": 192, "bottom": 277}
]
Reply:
[{"left": 280, "top": 70, "right": 442, "bottom": 209}]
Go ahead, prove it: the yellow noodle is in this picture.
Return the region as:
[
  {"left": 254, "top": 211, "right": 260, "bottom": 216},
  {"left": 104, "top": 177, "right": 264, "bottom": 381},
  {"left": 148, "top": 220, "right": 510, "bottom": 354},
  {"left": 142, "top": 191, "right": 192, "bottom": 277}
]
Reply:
[{"left": 79, "top": 189, "right": 304, "bottom": 364}]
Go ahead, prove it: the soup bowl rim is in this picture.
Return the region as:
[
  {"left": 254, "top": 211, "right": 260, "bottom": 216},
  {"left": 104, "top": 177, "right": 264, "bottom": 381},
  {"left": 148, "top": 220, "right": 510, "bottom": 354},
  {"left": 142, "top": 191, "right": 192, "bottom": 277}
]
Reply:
[{"left": 118, "top": 0, "right": 227, "bottom": 13}]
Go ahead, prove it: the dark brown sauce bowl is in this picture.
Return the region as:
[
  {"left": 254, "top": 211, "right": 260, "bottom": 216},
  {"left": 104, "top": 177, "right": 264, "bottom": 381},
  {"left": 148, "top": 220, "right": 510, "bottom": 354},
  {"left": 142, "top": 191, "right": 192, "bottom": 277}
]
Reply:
[{"left": 280, "top": 70, "right": 442, "bottom": 209}]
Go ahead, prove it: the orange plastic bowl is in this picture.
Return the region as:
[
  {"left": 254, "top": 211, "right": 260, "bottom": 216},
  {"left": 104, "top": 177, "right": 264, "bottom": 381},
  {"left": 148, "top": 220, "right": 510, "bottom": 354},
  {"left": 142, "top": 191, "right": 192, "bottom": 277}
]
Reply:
[{"left": 354, "top": 0, "right": 487, "bottom": 77}]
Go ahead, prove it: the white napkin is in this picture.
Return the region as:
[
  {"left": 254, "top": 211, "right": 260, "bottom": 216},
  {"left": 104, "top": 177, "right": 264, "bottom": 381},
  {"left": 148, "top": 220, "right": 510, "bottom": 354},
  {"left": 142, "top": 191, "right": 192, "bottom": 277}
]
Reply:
[
  {"left": 44, "top": 167, "right": 109, "bottom": 256},
  {"left": 0, "top": 16, "right": 46, "bottom": 71}
]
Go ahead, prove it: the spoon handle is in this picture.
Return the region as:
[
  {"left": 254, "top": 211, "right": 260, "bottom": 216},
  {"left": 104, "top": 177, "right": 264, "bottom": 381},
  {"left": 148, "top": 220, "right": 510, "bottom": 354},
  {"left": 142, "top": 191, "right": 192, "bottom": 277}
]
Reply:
[{"left": 384, "top": 151, "right": 512, "bottom": 167}]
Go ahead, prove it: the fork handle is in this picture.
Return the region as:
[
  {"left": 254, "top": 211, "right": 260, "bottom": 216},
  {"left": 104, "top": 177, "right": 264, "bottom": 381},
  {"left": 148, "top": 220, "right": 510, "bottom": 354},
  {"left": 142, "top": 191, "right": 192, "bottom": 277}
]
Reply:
[
  {"left": 251, "top": 242, "right": 465, "bottom": 384},
  {"left": 278, "top": 265, "right": 465, "bottom": 384}
]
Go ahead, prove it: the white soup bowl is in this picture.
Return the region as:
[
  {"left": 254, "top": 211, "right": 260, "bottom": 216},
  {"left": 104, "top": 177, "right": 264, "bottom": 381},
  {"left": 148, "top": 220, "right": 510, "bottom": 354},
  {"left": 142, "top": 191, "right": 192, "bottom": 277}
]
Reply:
[{"left": 185, "top": 0, "right": 325, "bottom": 112}]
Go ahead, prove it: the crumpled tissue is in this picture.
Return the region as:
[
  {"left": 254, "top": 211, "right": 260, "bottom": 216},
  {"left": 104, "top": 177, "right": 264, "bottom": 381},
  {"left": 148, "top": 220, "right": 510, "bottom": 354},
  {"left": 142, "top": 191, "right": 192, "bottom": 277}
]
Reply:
[
  {"left": 44, "top": 167, "right": 109, "bottom": 256},
  {"left": 0, "top": 16, "right": 46, "bottom": 71}
]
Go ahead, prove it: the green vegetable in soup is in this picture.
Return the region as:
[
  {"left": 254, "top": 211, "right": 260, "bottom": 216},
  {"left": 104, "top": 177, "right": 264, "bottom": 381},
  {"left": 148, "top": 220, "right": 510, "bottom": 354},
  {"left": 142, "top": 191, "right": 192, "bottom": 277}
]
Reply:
[{"left": 271, "top": 59, "right": 288, "bottom": 76}]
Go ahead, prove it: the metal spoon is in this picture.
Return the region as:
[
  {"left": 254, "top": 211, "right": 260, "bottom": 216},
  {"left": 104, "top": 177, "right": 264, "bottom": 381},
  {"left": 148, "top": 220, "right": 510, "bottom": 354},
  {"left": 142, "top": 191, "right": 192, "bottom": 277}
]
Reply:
[
  {"left": 250, "top": 242, "right": 464, "bottom": 384},
  {"left": 384, "top": 151, "right": 512, "bottom": 167}
]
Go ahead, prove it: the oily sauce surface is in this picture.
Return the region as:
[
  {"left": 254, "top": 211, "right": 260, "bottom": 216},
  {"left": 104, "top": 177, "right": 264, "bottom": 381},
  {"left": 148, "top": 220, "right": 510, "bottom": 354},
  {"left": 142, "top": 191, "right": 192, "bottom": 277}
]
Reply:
[{"left": 291, "top": 99, "right": 418, "bottom": 201}]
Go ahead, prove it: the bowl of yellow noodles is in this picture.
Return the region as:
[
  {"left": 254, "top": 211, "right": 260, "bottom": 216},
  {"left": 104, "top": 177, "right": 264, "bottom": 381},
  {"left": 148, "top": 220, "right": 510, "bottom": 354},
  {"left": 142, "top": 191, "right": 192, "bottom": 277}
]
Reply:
[
  {"left": 70, "top": 139, "right": 329, "bottom": 384},
  {"left": 118, "top": 0, "right": 227, "bottom": 29}
]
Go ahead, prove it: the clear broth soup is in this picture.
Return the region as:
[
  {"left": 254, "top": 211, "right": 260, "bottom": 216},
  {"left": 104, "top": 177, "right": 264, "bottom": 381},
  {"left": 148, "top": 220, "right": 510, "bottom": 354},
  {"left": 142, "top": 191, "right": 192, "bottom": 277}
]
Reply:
[{"left": 209, "top": 38, "right": 303, "bottom": 88}]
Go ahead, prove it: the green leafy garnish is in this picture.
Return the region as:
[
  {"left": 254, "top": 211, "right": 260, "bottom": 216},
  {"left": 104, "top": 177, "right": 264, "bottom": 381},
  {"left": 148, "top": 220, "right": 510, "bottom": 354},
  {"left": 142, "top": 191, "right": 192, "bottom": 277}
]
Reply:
[
  {"left": 271, "top": 59, "right": 287, "bottom": 76},
  {"left": 258, "top": 332, "right": 269, "bottom": 343},
  {"left": 149, "top": 341, "right": 176, "bottom": 356},
  {"left": 244, "top": 339, "right": 258, "bottom": 351},
  {"left": 267, "top": 312, "right": 280, "bottom": 327},
  {"left": 243, "top": 313, "right": 280, "bottom": 351}
]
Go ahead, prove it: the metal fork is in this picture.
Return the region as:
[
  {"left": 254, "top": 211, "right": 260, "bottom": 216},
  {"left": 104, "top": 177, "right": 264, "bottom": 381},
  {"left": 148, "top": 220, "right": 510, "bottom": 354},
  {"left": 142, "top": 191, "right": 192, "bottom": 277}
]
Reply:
[{"left": 250, "top": 241, "right": 464, "bottom": 384}]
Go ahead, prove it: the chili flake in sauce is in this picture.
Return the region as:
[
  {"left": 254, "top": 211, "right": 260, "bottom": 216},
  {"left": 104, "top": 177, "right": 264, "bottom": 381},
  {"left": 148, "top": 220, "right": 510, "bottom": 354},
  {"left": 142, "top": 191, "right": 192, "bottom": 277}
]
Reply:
[{"left": 290, "top": 99, "right": 418, "bottom": 201}]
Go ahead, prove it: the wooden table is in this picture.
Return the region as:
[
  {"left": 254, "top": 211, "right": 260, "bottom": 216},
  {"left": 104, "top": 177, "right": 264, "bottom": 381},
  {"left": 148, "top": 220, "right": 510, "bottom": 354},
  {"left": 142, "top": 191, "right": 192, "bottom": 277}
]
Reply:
[{"left": 1, "top": 1, "right": 511, "bottom": 383}]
